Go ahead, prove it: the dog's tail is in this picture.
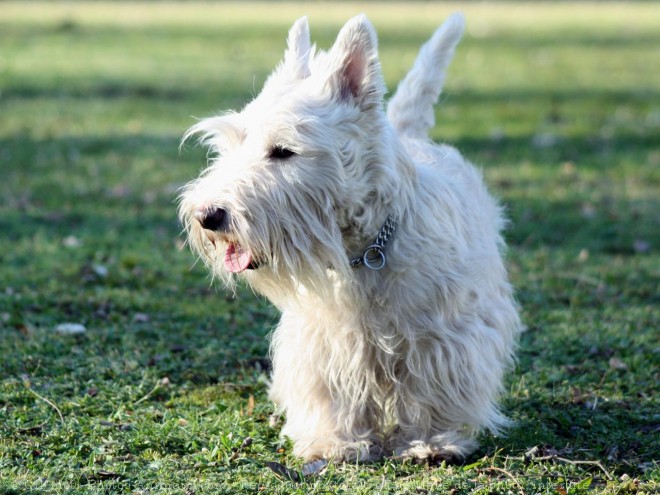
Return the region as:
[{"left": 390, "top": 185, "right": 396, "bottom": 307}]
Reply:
[{"left": 386, "top": 13, "right": 465, "bottom": 139}]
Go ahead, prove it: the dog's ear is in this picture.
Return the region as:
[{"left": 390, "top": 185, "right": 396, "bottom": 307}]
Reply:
[
  {"left": 327, "top": 14, "right": 385, "bottom": 109},
  {"left": 284, "top": 16, "right": 311, "bottom": 79}
]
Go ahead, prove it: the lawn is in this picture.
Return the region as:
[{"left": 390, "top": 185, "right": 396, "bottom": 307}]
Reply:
[{"left": 0, "top": 1, "right": 658, "bottom": 494}]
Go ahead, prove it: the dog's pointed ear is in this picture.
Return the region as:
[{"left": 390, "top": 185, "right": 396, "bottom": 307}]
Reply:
[
  {"left": 284, "top": 16, "right": 311, "bottom": 79},
  {"left": 327, "top": 14, "right": 384, "bottom": 109}
]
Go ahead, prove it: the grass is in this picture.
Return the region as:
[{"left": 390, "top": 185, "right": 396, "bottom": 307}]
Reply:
[{"left": 0, "top": 1, "right": 658, "bottom": 493}]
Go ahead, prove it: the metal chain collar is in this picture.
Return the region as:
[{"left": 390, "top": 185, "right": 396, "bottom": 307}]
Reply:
[{"left": 349, "top": 214, "right": 397, "bottom": 270}]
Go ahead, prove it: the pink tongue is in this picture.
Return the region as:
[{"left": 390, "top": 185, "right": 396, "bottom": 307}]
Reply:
[{"left": 224, "top": 243, "right": 252, "bottom": 273}]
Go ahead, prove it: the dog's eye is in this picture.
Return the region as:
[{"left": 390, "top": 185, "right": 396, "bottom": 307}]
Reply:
[{"left": 269, "top": 145, "right": 296, "bottom": 160}]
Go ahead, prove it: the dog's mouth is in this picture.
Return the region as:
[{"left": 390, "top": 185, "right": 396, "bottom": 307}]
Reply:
[
  {"left": 200, "top": 230, "right": 260, "bottom": 273},
  {"left": 224, "top": 242, "right": 259, "bottom": 273}
]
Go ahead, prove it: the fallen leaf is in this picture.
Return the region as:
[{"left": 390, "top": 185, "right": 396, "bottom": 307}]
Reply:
[
  {"left": 92, "top": 264, "right": 109, "bottom": 278},
  {"left": 17, "top": 323, "right": 34, "bottom": 336},
  {"left": 18, "top": 424, "right": 45, "bottom": 436},
  {"left": 577, "top": 249, "right": 589, "bottom": 262},
  {"left": 564, "top": 365, "right": 582, "bottom": 376},
  {"left": 524, "top": 446, "right": 540, "bottom": 460},
  {"left": 561, "top": 161, "right": 576, "bottom": 175},
  {"left": 489, "top": 128, "right": 505, "bottom": 142},
  {"left": 302, "top": 458, "right": 328, "bottom": 477},
  {"left": 133, "top": 312, "right": 150, "bottom": 323},
  {"left": 581, "top": 203, "right": 597, "bottom": 219},
  {"left": 92, "top": 470, "right": 123, "bottom": 481},
  {"left": 265, "top": 461, "right": 300, "bottom": 482},
  {"left": 229, "top": 437, "right": 253, "bottom": 462},
  {"left": 54, "top": 323, "right": 86, "bottom": 335},
  {"left": 633, "top": 239, "right": 651, "bottom": 254},
  {"left": 609, "top": 357, "right": 628, "bottom": 370},
  {"left": 532, "top": 132, "right": 558, "bottom": 148},
  {"left": 62, "top": 235, "right": 81, "bottom": 248},
  {"left": 570, "top": 387, "right": 585, "bottom": 405},
  {"left": 606, "top": 445, "right": 620, "bottom": 461}
]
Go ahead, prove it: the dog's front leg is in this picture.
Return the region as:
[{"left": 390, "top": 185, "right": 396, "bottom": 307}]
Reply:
[
  {"left": 268, "top": 310, "right": 383, "bottom": 462},
  {"left": 268, "top": 348, "right": 345, "bottom": 461}
]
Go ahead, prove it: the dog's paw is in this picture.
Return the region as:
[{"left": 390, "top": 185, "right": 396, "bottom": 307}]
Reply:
[
  {"left": 337, "top": 442, "right": 385, "bottom": 463},
  {"left": 394, "top": 433, "right": 477, "bottom": 465}
]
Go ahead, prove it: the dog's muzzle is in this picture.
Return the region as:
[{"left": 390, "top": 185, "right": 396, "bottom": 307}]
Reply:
[{"left": 194, "top": 207, "right": 260, "bottom": 271}]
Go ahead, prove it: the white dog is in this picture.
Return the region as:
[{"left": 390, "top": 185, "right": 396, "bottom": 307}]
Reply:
[{"left": 179, "top": 13, "right": 522, "bottom": 463}]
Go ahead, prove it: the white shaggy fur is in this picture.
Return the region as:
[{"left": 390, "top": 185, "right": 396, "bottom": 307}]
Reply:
[{"left": 179, "top": 13, "right": 522, "bottom": 463}]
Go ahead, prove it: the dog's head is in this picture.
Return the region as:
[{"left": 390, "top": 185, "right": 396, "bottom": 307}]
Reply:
[{"left": 179, "top": 16, "right": 400, "bottom": 299}]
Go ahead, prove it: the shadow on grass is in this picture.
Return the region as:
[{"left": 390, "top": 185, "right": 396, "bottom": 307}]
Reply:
[
  {"left": 2, "top": 124, "right": 657, "bottom": 250},
  {"left": 0, "top": 488, "right": 46, "bottom": 495},
  {"left": 493, "top": 393, "right": 656, "bottom": 477},
  {"left": 2, "top": 82, "right": 658, "bottom": 109},
  {"left": 6, "top": 20, "right": 660, "bottom": 48}
]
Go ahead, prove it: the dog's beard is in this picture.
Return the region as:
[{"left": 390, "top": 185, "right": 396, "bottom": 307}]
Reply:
[{"left": 184, "top": 200, "right": 352, "bottom": 303}]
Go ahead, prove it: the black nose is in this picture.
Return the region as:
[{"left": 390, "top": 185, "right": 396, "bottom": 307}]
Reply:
[{"left": 195, "top": 207, "right": 229, "bottom": 232}]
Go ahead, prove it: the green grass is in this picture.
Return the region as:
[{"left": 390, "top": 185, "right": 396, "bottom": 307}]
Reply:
[{"left": 1, "top": 2, "right": 658, "bottom": 493}]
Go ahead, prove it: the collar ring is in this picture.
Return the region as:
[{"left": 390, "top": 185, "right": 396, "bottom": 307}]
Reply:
[{"left": 362, "top": 245, "right": 386, "bottom": 270}]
